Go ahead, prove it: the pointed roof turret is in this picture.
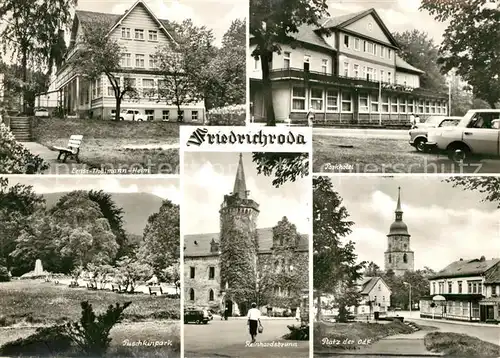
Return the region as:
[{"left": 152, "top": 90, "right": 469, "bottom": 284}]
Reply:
[
  {"left": 232, "top": 153, "right": 248, "bottom": 199},
  {"left": 395, "top": 186, "right": 402, "bottom": 213},
  {"left": 388, "top": 186, "right": 409, "bottom": 236}
]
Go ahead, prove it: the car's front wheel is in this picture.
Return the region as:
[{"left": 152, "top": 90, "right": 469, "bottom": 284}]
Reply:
[
  {"left": 447, "top": 143, "right": 471, "bottom": 163},
  {"left": 414, "top": 138, "right": 427, "bottom": 152}
]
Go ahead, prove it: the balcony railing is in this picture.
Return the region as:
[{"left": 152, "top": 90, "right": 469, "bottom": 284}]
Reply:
[{"left": 269, "top": 68, "right": 448, "bottom": 98}]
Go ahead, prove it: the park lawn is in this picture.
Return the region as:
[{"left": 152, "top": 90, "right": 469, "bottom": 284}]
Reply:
[
  {"left": 313, "top": 135, "right": 473, "bottom": 174},
  {"left": 33, "top": 118, "right": 180, "bottom": 174},
  {"left": 424, "top": 331, "right": 500, "bottom": 357},
  {"left": 0, "top": 280, "right": 180, "bottom": 327},
  {"left": 313, "top": 321, "right": 415, "bottom": 351}
]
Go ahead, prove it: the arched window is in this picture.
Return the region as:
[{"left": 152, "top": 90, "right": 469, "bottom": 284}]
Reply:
[
  {"left": 209, "top": 289, "right": 214, "bottom": 301},
  {"left": 403, "top": 253, "right": 408, "bottom": 263},
  {"left": 189, "top": 288, "right": 195, "bottom": 301}
]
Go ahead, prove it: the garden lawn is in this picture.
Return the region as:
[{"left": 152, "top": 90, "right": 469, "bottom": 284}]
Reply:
[
  {"left": 313, "top": 135, "right": 491, "bottom": 174},
  {"left": 313, "top": 321, "right": 415, "bottom": 351},
  {"left": 33, "top": 118, "right": 180, "bottom": 174},
  {"left": 0, "top": 280, "right": 180, "bottom": 327},
  {"left": 424, "top": 331, "right": 500, "bottom": 357}
]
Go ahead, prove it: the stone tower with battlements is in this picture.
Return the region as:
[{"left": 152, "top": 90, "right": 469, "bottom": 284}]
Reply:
[
  {"left": 384, "top": 187, "right": 414, "bottom": 276},
  {"left": 219, "top": 153, "right": 260, "bottom": 313}
]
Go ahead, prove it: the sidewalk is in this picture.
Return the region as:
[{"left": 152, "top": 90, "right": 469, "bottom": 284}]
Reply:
[
  {"left": 22, "top": 142, "right": 87, "bottom": 174},
  {"left": 410, "top": 316, "right": 500, "bottom": 328},
  {"left": 188, "top": 340, "right": 309, "bottom": 358}
]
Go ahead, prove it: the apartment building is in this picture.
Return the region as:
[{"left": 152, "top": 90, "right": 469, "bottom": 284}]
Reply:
[
  {"left": 48, "top": 0, "right": 204, "bottom": 121},
  {"left": 420, "top": 257, "right": 500, "bottom": 323},
  {"left": 249, "top": 8, "right": 448, "bottom": 125}
]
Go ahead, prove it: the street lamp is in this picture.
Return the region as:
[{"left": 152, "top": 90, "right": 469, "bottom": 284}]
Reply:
[{"left": 403, "top": 282, "right": 412, "bottom": 316}]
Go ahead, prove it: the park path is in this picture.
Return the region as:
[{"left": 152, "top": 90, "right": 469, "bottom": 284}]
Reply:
[{"left": 22, "top": 142, "right": 87, "bottom": 174}]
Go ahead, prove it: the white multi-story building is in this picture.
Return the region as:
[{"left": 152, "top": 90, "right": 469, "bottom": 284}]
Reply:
[
  {"left": 420, "top": 256, "right": 500, "bottom": 322},
  {"left": 40, "top": 0, "right": 204, "bottom": 121},
  {"left": 354, "top": 276, "right": 392, "bottom": 316},
  {"left": 249, "top": 8, "right": 448, "bottom": 125}
]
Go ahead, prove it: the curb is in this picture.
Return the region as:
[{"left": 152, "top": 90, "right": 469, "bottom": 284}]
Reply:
[
  {"left": 315, "top": 353, "right": 443, "bottom": 357},
  {"left": 409, "top": 317, "right": 500, "bottom": 328}
]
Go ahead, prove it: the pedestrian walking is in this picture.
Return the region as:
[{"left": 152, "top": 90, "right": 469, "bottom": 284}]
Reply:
[
  {"left": 247, "top": 302, "right": 262, "bottom": 343},
  {"left": 307, "top": 108, "right": 315, "bottom": 127},
  {"left": 409, "top": 113, "right": 415, "bottom": 128}
]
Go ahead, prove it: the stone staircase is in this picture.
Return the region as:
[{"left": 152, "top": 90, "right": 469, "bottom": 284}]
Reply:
[
  {"left": 9, "top": 116, "right": 32, "bottom": 142},
  {"left": 404, "top": 320, "right": 421, "bottom": 332}
]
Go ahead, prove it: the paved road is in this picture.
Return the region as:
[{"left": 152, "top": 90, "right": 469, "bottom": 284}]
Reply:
[
  {"left": 313, "top": 127, "right": 409, "bottom": 140},
  {"left": 408, "top": 318, "right": 500, "bottom": 345},
  {"left": 21, "top": 142, "right": 87, "bottom": 174},
  {"left": 184, "top": 318, "right": 308, "bottom": 358}
]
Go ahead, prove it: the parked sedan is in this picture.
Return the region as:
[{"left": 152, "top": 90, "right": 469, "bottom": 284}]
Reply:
[
  {"left": 425, "top": 109, "right": 500, "bottom": 162},
  {"left": 184, "top": 308, "right": 209, "bottom": 324},
  {"left": 34, "top": 108, "right": 50, "bottom": 117},
  {"left": 409, "top": 116, "right": 462, "bottom": 152}
]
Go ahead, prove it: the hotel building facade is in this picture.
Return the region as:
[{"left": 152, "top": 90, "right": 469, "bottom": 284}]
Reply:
[{"left": 249, "top": 8, "right": 449, "bottom": 125}]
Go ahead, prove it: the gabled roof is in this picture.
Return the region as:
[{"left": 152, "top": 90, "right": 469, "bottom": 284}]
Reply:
[
  {"left": 70, "top": 0, "right": 177, "bottom": 48},
  {"left": 184, "top": 228, "right": 309, "bottom": 257},
  {"left": 431, "top": 258, "right": 500, "bottom": 280},
  {"left": 485, "top": 261, "right": 500, "bottom": 284},
  {"left": 357, "top": 276, "right": 389, "bottom": 295},
  {"left": 396, "top": 56, "right": 425, "bottom": 74},
  {"left": 319, "top": 8, "right": 399, "bottom": 48}
]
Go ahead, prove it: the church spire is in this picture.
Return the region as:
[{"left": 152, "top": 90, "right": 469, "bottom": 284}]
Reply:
[
  {"left": 395, "top": 187, "right": 403, "bottom": 221},
  {"left": 232, "top": 153, "right": 248, "bottom": 199}
]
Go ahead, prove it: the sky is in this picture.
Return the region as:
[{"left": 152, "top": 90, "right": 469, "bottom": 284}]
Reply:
[
  {"left": 327, "top": 0, "right": 448, "bottom": 44},
  {"left": 327, "top": 175, "right": 500, "bottom": 272},
  {"left": 183, "top": 152, "right": 311, "bottom": 235},
  {"left": 4, "top": 176, "right": 180, "bottom": 204},
  {"left": 75, "top": 0, "right": 245, "bottom": 46}
]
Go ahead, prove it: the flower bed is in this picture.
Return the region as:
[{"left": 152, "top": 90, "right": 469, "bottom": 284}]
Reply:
[
  {"left": 0, "top": 124, "right": 48, "bottom": 174},
  {"left": 207, "top": 104, "right": 246, "bottom": 126}
]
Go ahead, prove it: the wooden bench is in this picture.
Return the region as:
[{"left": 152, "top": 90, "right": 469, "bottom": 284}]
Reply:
[
  {"left": 111, "top": 284, "right": 127, "bottom": 293},
  {"left": 54, "top": 135, "right": 83, "bottom": 163},
  {"left": 149, "top": 286, "right": 163, "bottom": 296}
]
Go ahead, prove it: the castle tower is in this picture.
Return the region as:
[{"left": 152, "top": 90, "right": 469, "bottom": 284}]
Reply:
[
  {"left": 384, "top": 187, "right": 414, "bottom": 276},
  {"left": 219, "top": 153, "right": 260, "bottom": 313}
]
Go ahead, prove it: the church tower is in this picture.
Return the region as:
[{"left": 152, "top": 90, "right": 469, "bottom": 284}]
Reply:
[
  {"left": 219, "top": 153, "right": 260, "bottom": 313},
  {"left": 384, "top": 187, "right": 414, "bottom": 276}
]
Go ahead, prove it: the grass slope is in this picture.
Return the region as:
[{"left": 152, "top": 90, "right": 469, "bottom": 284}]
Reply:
[
  {"left": 424, "top": 331, "right": 500, "bottom": 357},
  {"left": 313, "top": 135, "right": 488, "bottom": 174},
  {"left": 314, "top": 321, "right": 415, "bottom": 351},
  {"left": 33, "top": 118, "right": 180, "bottom": 174},
  {"left": 0, "top": 280, "right": 179, "bottom": 327}
]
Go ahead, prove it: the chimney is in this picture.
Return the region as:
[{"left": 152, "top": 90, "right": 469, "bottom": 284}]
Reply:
[{"left": 480, "top": 256, "right": 486, "bottom": 261}]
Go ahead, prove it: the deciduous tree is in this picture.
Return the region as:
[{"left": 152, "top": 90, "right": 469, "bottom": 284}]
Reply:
[
  {"left": 313, "top": 176, "right": 365, "bottom": 321},
  {"left": 393, "top": 30, "right": 447, "bottom": 92},
  {"left": 252, "top": 152, "right": 309, "bottom": 187},
  {"left": 70, "top": 18, "right": 138, "bottom": 121},
  {"left": 420, "top": 0, "right": 500, "bottom": 108},
  {"left": 444, "top": 176, "right": 500, "bottom": 206},
  {"left": 138, "top": 200, "right": 179, "bottom": 278},
  {"left": 250, "top": 0, "right": 330, "bottom": 125}
]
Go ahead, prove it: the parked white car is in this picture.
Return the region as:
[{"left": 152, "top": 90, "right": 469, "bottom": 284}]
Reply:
[
  {"left": 34, "top": 108, "right": 50, "bottom": 117},
  {"left": 409, "top": 116, "right": 462, "bottom": 152},
  {"left": 119, "top": 109, "right": 147, "bottom": 121},
  {"left": 425, "top": 109, "right": 500, "bottom": 162}
]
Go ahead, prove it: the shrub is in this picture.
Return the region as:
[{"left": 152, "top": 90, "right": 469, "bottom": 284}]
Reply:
[
  {"left": 207, "top": 104, "right": 245, "bottom": 126},
  {"left": 64, "top": 300, "right": 132, "bottom": 356},
  {"left": 0, "top": 266, "right": 10, "bottom": 282},
  {"left": 0, "top": 123, "right": 49, "bottom": 173},
  {"left": 0, "top": 325, "right": 73, "bottom": 356},
  {"left": 284, "top": 324, "right": 309, "bottom": 341}
]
